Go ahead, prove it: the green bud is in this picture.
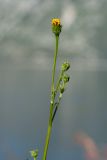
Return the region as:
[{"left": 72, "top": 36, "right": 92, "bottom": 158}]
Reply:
[
  {"left": 52, "top": 25, "right": 62, "bottom": 36},
  {"left": 63, "top": 74, "right": 70, "bottom": 83},
  {"left": 30, "top": 149, "right": 38, "bottom": 159},
  {"left": 61, "top": 62, "right": 70, "bottom": 72},
  {"left": 59, "top": 85, "right": 65, "bottom": 94}
]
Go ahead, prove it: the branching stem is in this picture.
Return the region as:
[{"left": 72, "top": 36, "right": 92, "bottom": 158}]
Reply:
[{"left": 42, "top": 35, "right": 59, "bottom": 160}]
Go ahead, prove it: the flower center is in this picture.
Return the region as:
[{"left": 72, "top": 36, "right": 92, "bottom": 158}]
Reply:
[{"left": 52, "top": 18, "right": 61, "bottom": 26}]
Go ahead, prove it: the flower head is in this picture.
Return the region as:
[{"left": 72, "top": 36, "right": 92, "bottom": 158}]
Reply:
[
  {"left": 51, "top": 18, "right": 62, "bottom": 36},
  {"left": 52, "top": 18, "right": 61, "bottom": 26}
]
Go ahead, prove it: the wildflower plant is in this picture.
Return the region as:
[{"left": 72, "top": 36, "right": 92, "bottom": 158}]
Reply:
[{"left": 30, "top": 18, "right": 70, "bottom": 160}]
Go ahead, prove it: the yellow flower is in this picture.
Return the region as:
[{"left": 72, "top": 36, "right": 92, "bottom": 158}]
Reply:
[
  {"left": 51, "top": 18, "right": 62, "bottom": 36},
  {"left": 52, "top": 18, "right": 61, "bottom": 26}
]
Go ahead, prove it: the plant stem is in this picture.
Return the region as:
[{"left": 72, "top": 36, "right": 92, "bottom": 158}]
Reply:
[
  {"left": 55, "top": 70, "right": 64, "bottom": 95},
  {"left": 52, "top": 35, "right": 59, "bottom": 91},
  {"left": 42, "top": 117, "right": 52, "bottom": 160},
  {"left": 52, "top": 96, "right": 61, "bottom": 123},
  {"left": 42, "top": 35, "right": 59, "bottom": 160}
]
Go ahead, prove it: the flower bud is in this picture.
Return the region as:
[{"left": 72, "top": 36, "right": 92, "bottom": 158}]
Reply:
[
  {"left": 61, "top": 62, "right": 70, "bottom": 72},
  {"left": 63, "top": 74, "right": 70, "bottom": 83},
  {"left": 30, "top": 149, "right": 38, "bottom": 159},
  {"left": 59, "top": 85, "right": 65, "bottom": 94},
  {"left": 51, "top": 18, "right": 62, "bottom": 36}
]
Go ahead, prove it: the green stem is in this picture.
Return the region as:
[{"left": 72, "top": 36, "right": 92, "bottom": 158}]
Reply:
[
  {"left": 42, "top": 35, "right": 59, "bottom": 160},
  {"left": 55, "top": 70, "right": 64, "bottom": 95},
  {"left": 51, "top": 35, "right": 59, "bottom": 92},
  {"left": 52, "top": 95, "right": 62, "bottom": 123},
  {"left": 42, "top": 115, "right": 52, "bottom": 160}
]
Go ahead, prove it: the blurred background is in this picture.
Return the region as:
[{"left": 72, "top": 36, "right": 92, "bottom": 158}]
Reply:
[{"left": 0, "top": 0, "right": 107, "bottom": 159}]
